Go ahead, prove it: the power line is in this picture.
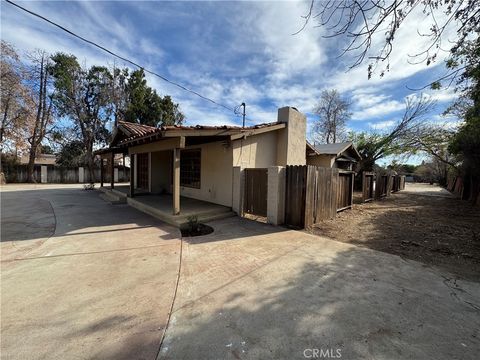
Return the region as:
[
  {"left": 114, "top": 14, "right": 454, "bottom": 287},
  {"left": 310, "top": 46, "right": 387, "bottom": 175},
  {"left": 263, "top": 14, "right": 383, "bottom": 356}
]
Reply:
[{"left": 5, "top": 0, "right": 237, "bottom": 113}]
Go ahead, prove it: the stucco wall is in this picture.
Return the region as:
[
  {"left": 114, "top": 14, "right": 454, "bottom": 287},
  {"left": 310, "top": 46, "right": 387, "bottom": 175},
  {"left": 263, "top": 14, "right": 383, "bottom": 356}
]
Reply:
[
  {"left": 306, "top": 154, "right": 335, "bottom": 168},
  {"left": 276, "top": 107, "right": 307, "bottom": 166},
  {"left": 232, "top": 131, "right": 279, "bottom": 168},
  {"left": 151, "top": 150, "right": 172, "bottom": 194},
  {"left": 128, "top": 138, "right": 182, "bottom": 155},
  {"left": 180, "top": 141, "right": 233, "bottom": 207}
]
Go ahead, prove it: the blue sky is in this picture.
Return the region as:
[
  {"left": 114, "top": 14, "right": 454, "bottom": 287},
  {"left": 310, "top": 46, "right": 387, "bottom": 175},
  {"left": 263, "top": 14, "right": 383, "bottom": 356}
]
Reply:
[{"left": 1, "top": 1, "right": 461, "bottom": 163}]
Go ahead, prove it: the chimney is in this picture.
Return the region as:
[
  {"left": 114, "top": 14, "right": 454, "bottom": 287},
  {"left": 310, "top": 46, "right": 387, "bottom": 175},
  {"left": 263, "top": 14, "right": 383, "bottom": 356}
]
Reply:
[{"left": 276, "top": 106, "right": 306, "bottom": 166}]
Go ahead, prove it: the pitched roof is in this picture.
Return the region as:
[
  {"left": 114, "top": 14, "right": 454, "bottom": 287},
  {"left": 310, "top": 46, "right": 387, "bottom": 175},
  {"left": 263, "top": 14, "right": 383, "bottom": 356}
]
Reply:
[
  {"left": 114, "top": 120, "right": 285, "bottom": 147},
  {"left": 117, "top": 121, "right": 158, "bottom": 138},
  {"left": 310, "top": 141, "right": 362, "bottom": 160}
]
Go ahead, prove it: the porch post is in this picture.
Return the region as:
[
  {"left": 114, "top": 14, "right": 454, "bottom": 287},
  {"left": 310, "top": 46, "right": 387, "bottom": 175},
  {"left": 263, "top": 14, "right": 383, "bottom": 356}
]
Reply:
[
  {"left": 122, "top": 153, "right": 126, "bottom": 182},
  {"left": 111, "top": 152, "right": 115, "bottom": 189},
  {"left": 173, "top": 148, "right": 181, "bottom": 215},
  {"left": 100, "top": 158, "right": 104, "bottom": 187},
  {"left": 130, "top": 154, "right": 135, "bottom": 197}
]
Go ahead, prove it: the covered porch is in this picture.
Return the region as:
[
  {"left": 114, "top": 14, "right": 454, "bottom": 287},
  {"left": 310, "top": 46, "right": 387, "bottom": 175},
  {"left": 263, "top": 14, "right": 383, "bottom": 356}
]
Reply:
[{"left": 99, "top": 185, "right": 234, "bottom": 227}]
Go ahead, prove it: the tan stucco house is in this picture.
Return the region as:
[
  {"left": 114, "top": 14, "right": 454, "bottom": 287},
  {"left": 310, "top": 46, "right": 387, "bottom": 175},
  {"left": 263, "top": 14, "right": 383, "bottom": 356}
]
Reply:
[
  {"left": 98, "top": 106, "right": 307, "bottom": 224},
  {"left": 306, "top": 141, "right": 361, "bottom": 171}
]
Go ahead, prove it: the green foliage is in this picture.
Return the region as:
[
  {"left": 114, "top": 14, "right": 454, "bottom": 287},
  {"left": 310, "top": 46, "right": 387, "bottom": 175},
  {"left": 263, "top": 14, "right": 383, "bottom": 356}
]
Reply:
[
  {"left": 448, "top": 37, "right": 480, "bottom": 178},
  {"left": 186, "top": 215, "right": 199, "bottom": 233},
  {"left": 49, "top": 53, "right": 112, "bottom": 144},
  {"left": 56, "top": 140, "right": 85, "bottom": 167},
  {"left": 122, "top": 69, "right": 184, "bottom": 127},
  {"left": 387, "top": 161, "right": 417, "bottom": 174},
  {"left": 39, "top": 144, "right": 54, "bottom": 154},
  {"left": 349, "top": 131, "right": 400, "bottom": 171}
]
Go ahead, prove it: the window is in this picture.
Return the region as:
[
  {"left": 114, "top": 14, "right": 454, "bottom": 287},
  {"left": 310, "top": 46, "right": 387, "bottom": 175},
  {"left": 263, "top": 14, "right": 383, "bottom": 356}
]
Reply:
[
  {"left": 136, "top": 153, "right": 149, "bottom": 190},
  {"left": 180, "top": 149, "right": 201, "bottom": 188}
]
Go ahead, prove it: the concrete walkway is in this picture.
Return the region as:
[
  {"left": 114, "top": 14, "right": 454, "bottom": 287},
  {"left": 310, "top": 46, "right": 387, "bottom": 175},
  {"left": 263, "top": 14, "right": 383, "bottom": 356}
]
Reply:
[
  {"left": 2, "top": 184, "right": 479, "bottom": 360},
  {"left": 1, "top": 184, "right": 181, "bottom": 360}
]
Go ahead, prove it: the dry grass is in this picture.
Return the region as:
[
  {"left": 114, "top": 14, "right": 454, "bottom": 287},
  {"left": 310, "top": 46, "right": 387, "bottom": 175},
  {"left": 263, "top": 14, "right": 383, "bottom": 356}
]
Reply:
[{"left": 310, "top": 186, "right": 480, "bottom": 281}]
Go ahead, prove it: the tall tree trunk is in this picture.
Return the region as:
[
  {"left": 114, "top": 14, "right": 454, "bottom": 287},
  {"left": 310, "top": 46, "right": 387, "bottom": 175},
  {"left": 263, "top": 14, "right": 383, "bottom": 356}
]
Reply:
[
  {"left": 85, "top": 137, "right": 95, "bottom": 184},
  {"left": 27, "top": 55, "right": 45, "bottom": 183},
  {"left": 0, "top": 97, "right": 10, "bottom": 176},
  {"left": 27, "top": 53, "right": 52, "bottom": 183}
]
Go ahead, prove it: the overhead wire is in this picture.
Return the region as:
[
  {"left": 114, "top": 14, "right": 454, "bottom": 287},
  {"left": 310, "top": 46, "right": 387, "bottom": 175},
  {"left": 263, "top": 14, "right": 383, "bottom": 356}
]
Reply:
[{"left": 5, "top": 0, "right": 249, "bottom": 118}]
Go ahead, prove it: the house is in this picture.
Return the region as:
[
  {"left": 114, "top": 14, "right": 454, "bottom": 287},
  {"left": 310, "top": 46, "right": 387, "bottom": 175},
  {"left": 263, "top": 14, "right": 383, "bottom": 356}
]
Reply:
[
  {"left": 97, "top": 106, "right": 306, "bottom": 226},
  {"left": 306, "top": 141, "right": 361, "bottom": 171}
]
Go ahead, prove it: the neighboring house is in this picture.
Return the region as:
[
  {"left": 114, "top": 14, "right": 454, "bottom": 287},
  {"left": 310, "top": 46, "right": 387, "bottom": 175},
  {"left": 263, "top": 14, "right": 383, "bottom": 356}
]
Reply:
[
  {"left": 20, "top": 154, "right": 57, "bottom": 166},
  {"left": 306, "top": 141, "right": 362, "bottom": 171},
  {"left": 99, "top": 107, "right": 306, "bottom": 216}
]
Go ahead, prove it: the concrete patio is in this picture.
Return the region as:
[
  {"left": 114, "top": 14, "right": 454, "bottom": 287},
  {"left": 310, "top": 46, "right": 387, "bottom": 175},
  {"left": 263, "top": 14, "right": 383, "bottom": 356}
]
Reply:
[{"left": 99, "top": 185, "right": 235, "bottom": 227}]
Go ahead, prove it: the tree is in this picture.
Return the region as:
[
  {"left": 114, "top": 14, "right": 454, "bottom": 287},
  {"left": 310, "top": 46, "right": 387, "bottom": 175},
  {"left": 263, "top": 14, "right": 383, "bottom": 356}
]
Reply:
[
  {"left": 298, "top": 1, "right": 479, "bottom": 85},
  {"left": 49, "top": 53, "right": 112, "bottom": 182},
  {"left": 56, "top": 140, "right": 86, "bottom": 168},
  {"left": 447, "top": 37, "right": 480, "bottom": 201},
  {"left": 0, "top": 41, "right": 31, "bottom": 174},
  {"left": 113, "top": 68, "right": 184, "bottom": 127},
  {"left": 387, "top": 162, "right": 417, "bottom": 175},
  {"left": 39, "top": 144, "right": 54, "bottom": 154},
  {"left": 350, "top": 95, "right": 436, "bottom": 172},
  {"left": 312, "top": 89, "right": 350, "bottom": 144},
  {"left": 403, "top": 123, "right": 458, "bottom": 170},
  {"left": 25, "top": 50, "right": 55, "bottom": 182},
  {"left": 110, "top": 66, "right": 129, "bottom": 124}
]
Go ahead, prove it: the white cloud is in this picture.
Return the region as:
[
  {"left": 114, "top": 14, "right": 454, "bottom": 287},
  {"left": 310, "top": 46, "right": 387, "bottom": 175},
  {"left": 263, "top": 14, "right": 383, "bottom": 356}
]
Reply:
[
  {"left": 368, "top": 120, "right": 396, "bottom": 131},
  {"left": 352, "top": 99, "right": 404, "bottom": 121},
  {"left": 2, "top": 0, "right": 458, "bottom": 131}
]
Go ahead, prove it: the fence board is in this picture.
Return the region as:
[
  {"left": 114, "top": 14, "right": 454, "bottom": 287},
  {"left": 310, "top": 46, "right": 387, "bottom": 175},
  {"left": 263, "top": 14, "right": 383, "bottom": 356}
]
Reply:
[
  {"left": 362, "top": 172, "right": 374, "bottom": 202},
  {"left": 336, "top": 172, "right": 353, "bottom": 211},
  {"left": 244, "top": 168, "right": 268, "bottom": 216},
  {"left": 284, "top": 165, "right": 353, "bottom": 229},
  {"left": 285, "top": 166, "right": 307, "bottom": 228}
]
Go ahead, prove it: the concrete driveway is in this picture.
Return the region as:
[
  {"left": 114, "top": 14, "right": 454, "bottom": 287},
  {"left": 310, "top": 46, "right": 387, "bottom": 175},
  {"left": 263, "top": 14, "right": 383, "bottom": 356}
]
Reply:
[
  {"left": 2, "top": 184, "right": 479, "bottom": 360},
  {"left": 1, "top": 184, "right": 181, "bottom": 360},
  {"left": 161, "top": 218, "right": 480, "bottom": 360}
]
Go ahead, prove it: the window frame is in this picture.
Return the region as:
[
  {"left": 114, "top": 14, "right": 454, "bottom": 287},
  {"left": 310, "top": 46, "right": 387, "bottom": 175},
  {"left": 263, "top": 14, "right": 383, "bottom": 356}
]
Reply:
[{"left": 180, "top": 148, "right": 201, "bottom": 189}]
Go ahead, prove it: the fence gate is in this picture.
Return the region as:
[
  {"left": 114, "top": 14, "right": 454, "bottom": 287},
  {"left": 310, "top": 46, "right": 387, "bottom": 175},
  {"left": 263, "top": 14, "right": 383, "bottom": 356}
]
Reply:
[
  {"left": 362, "top": 172, "right": 375, "bottom": 202},
  {"left": 336, "top": 171, "right": 354, "bottom": 212},
  {"left": 284, "top": 166, "right": 354, "bottom": 229},
  {"left": 285, "top": 165, "right": 308, "bottom": 228},
  {"left": 244, "top": 168, "right": 268, "bottom": 217}
]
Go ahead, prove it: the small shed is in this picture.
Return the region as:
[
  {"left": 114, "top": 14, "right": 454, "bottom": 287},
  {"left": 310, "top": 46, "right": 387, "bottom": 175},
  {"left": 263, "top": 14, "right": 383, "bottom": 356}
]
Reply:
[{"left": 306, "top": 141, "right": 362, "bottom": 171}]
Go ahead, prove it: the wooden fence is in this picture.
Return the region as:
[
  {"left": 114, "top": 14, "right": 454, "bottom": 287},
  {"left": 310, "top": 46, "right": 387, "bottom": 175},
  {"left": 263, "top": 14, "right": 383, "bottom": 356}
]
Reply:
[
  {"left": 3, "top": 164, "right": 129, "bottom": 183},
  {"left": 244, "top": 168, "right": 268, "bottom": 216},
  {"left": 364, "top": 173, "right": 405, "bottom": 202},
  {"left": 285, "top": 165, "right": 354, "bottom": 229},
  {"left": 448, "top": 175, "right": 480, "bottom": 205},
  {"left": 362, "top": 172, "right": 375, "bottom": 202},
  {"left": 374, "top": 174, "right": 388, "bottom": 199}
]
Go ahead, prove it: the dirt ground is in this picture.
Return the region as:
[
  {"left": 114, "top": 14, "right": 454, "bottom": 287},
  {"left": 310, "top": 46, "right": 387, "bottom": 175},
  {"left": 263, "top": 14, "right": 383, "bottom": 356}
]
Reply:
[{"left": 310, "top": 183, "right": 480, "bottom": 282}]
